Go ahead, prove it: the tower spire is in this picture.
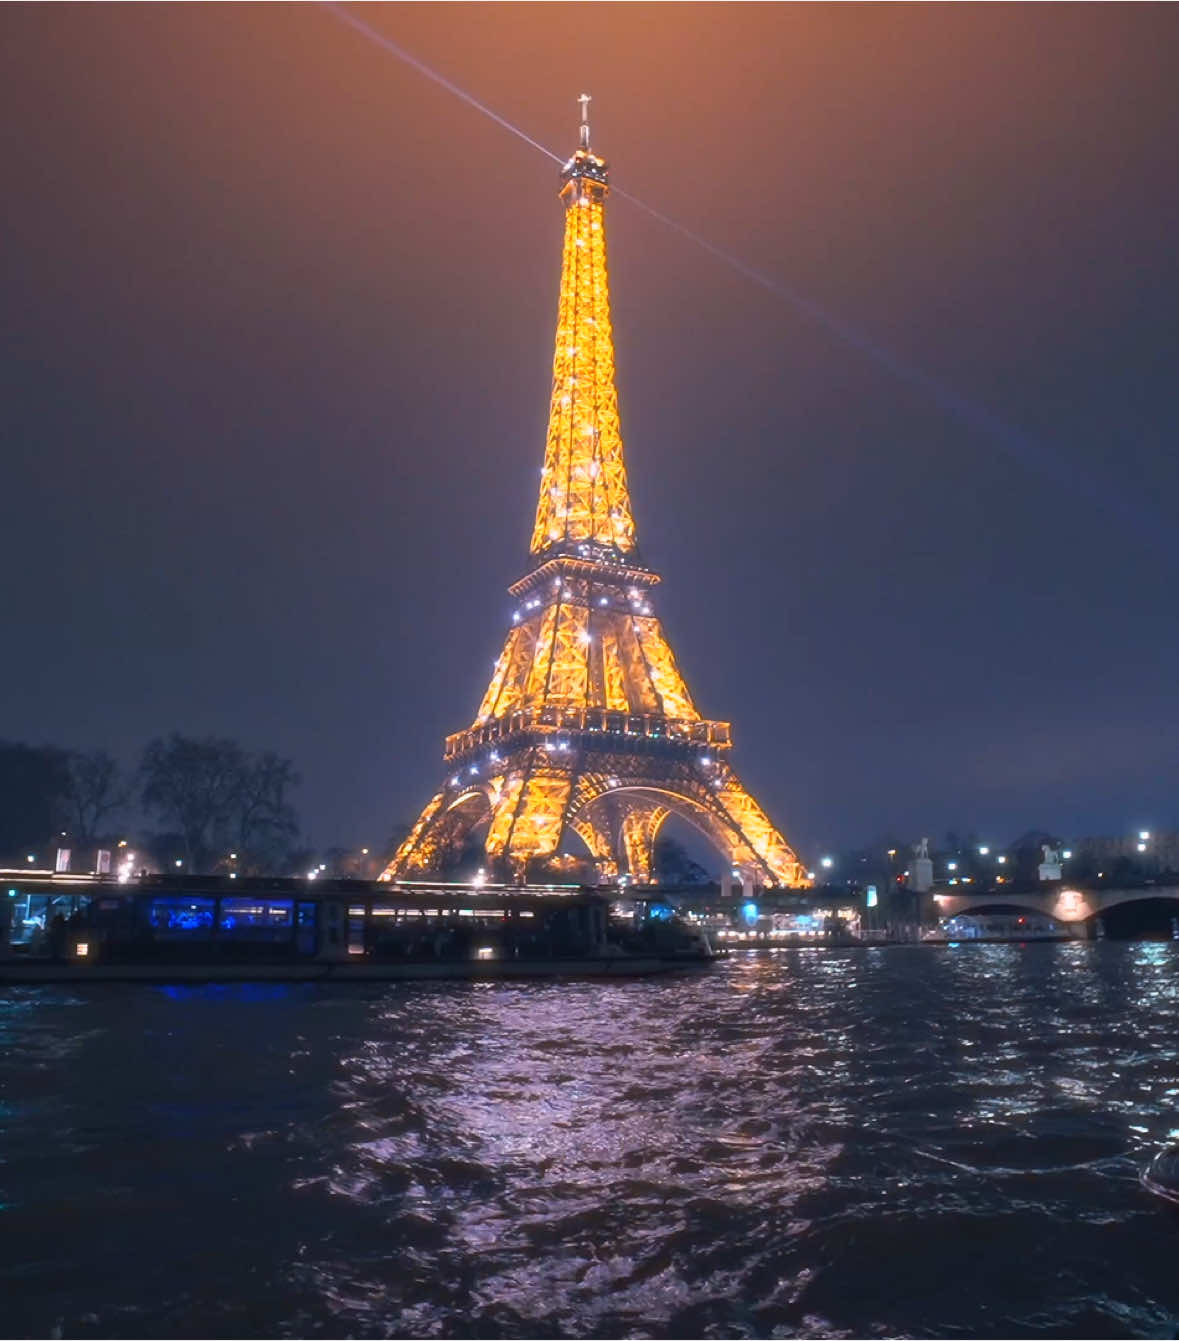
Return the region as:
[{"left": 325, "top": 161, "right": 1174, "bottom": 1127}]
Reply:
[{"left": 532, "top": 98, "right": 635, "bottom": 558}]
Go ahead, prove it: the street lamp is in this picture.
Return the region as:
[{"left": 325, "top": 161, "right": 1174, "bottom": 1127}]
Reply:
[{"left": 820, "top": 856, "right": 834, "bottom": 869}]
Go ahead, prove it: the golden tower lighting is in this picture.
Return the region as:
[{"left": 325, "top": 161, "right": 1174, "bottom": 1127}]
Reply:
[{"left": 385, "top": 98, "right": 807, "bottom": 887}]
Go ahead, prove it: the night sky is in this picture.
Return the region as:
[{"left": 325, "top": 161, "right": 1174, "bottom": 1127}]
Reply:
[{"left": 4, "top": 4, "right": 1178, "bottom": 864}]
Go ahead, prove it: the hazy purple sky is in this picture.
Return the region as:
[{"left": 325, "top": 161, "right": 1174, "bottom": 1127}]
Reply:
[{"left": 4, "top": 4, "right": 1178, "bottom": 862}]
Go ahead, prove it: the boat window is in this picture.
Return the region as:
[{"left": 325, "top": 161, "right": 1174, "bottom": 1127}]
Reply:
[
  {"left": 219, "top": 898, "right": 293, "bottom": 931},
  {"left": 148, "top": 897, "right": 216, "bottom": 934}
]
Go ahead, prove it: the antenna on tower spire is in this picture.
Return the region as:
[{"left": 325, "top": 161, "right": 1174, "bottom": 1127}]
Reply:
[{"left": 560, "top": 93, "right": 606, "bottom": 188}]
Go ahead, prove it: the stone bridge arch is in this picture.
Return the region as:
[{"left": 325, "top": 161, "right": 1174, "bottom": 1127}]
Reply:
[
  {"left": 935, "top": 889, "right": 1097, "bottom": 924},
  {"left": 1092, "top": 886, "right": 1179, "bottom": 915},
  {"left": 934, "top": 885, "right": 1179, "bottom": 926}
]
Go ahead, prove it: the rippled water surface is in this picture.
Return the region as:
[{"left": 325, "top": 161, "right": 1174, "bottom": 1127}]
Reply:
[{"left": 5, "top": 944, "right": 1179, "bottom": 1338}]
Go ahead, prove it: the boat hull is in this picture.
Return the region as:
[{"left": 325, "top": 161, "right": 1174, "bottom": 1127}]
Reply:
[{"left": 0, "top": 955, "right": 710, "bottom": 985}]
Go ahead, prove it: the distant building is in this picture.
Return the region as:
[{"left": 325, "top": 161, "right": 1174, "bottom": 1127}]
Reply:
[{"left": 1072, "top": 831, "right": 1179, "bottom": 871}]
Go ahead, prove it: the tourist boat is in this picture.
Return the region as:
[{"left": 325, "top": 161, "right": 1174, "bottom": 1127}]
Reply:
[{"left": 0, "top": 875, "right": 718, "bottom": 983}]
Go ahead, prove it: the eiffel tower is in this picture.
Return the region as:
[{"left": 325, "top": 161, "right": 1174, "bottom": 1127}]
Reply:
[{"left": 384, "top": 98, "right": 806, "bottom": 888}]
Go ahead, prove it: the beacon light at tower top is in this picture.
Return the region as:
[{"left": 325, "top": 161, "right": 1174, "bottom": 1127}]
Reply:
[{"left": 383, "top": 99, "right": 808, "bottom": 889}]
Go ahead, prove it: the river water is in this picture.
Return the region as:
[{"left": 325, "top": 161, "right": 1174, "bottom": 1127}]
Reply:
[{"left": 3, "top": 943, "right": 1179, "bottom": 1339}]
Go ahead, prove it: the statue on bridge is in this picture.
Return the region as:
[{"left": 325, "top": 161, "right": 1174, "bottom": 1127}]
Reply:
[
  {"left": 908, "top": 837, "right": 933, "bottom": 893},
  {"left": 1039, "top": 843, "right": 1063, "bottom": 882}
]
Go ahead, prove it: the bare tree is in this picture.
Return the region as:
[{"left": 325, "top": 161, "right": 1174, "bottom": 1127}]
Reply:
[
  {"left": 233, "top": 751, "right": 300, "bottom": 872},
  {"left": 63, "top": 749, "right": 128, "bottom": 842},
  {"left": 0, "top": 741, "right": 70, "bottom": 862},
  {"left": 139, "top": 735, "right": 246, "bottom": 871}
]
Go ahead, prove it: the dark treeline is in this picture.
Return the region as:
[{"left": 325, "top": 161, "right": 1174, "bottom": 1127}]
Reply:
[
  {"left": 0, "top": 735, "right": 303, "bottom": 875},
  {"left": 5, "top": 735, "right": 1168, "bottom": 888}
]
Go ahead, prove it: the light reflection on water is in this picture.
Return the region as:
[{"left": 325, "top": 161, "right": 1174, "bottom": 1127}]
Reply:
[{"left": 3, "top": 944, "right": 1179, "bottom": 1337}]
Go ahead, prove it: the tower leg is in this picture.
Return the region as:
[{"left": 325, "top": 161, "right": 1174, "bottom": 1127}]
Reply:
[
  {"left": 617, "top": 803, "right": 669, "bottom": 884},
  {"left": 382, "top": 788, "right": 491, "bottom": 880},
  {"left": 709, "top": 768, "right": 807, "bottom": 887},
  {"left": 567, "top": 815, "right": 618, "bottom": 883}
]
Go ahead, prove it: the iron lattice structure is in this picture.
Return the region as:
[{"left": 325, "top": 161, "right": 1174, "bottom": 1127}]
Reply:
[{"left": 384, "top": 101, "right": 807, "bottom": 888}]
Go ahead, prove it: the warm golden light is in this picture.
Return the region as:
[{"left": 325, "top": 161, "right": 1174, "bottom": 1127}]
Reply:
[
  {"left": 530, "top": 178, "right": 634, "bottom": 556},
  {"left": 385, "top": 106, "right": 805, "bottom": 887}
]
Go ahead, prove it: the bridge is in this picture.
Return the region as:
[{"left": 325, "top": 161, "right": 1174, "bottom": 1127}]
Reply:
[
  {"left": 614, "top": 879, "right": 1179, "bottom": 940},
  {"left": 931, "top": 883, "right": 1179, "bottom": 935}
]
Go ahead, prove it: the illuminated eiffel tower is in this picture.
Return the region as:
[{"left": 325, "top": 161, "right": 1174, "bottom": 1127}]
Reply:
[{"left": 385, "top": 98, "right": 806, "bottom": 888}]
